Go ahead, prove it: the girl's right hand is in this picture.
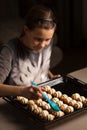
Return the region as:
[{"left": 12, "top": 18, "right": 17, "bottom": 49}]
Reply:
[{"left": 21, "top": 86, "right": 46, "bottom": 100}]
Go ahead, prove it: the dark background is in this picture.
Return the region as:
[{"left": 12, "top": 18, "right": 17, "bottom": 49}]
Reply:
[
  {"left": 0, "top": 0, "right": 87, "bottom": 75},
  {"left": 18, "top": 0, "right": 85, "bottom": 48},
  {"left": 0, "top": 0, "right": 86, "bottom": 48}
]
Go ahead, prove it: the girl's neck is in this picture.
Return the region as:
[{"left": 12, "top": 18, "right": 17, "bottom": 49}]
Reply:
[{"left": 19, "top": 36, "right": 29, "bottom": 48}]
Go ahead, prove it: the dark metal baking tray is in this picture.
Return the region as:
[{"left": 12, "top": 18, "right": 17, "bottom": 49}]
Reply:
[{"left": 3, "top": 76, "right": 87, "bottom": 129}]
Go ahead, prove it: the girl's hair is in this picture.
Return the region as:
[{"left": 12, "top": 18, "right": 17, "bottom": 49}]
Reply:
[{"left": 25, "top": 5, "right": 57, "bottom": 30}]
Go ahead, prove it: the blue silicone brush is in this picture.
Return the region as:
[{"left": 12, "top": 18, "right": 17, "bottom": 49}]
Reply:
[{"left": 31, "top": 81, "right": 60, "bottom": 112}]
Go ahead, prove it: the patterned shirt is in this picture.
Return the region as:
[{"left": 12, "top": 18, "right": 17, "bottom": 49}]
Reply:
[{"left": 0, "top": 38, "right": 52, "bottom": 86}]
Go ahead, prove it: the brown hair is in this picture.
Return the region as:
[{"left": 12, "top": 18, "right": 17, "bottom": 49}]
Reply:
[{"left": 25, "top": 5, "right": 57, "bottom": 30}]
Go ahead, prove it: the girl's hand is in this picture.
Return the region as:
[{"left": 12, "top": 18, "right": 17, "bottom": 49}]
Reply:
[
  {"left": 50, "top": 74, "right": 61, "bottom": 79},
  {"left": 48, "top": 71, "right": 61, "bottom": 79},
  {"left": 21, "top": 86, "right": 46, "bottom": 100}
]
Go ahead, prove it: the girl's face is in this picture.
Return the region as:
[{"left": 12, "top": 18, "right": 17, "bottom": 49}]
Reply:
[{"left": 23, "top": 26, "right": 55, "bottom": 52}]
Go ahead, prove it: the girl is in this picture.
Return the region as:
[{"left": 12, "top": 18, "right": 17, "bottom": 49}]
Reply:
[{"left": 0, "top": 5, "right": 58, "bottom": 99}]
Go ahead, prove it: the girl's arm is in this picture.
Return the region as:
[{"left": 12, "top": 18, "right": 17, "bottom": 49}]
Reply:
[
  {"left": 48, "top": 70, "right": 61, "bottom": 79},
  {"left": 0, "top": 84, "right": 45, "bottom": 99}
]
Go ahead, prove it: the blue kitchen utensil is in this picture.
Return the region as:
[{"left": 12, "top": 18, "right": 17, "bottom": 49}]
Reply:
[{"left": 31, "top": 81, "right": 60, "bottom": 112}]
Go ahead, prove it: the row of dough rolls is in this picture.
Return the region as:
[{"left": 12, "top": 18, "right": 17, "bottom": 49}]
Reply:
[{"left": 16, "top": 85, "right": 87, "bottom": 120}]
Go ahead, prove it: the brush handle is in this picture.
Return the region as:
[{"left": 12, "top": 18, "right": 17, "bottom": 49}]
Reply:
[
  {"left": 31, "top": 82, "right": 37, "bottom": 86},
  {"left": 42, "top": 93, "right": 51, "bottom": 104},
  {"left": 31, "top": 81, "right": 51, "bottom": 103}
]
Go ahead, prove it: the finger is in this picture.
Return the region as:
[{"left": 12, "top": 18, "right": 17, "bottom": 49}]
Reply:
[
  {"left": 32, "top": 86, "right": 43, "bottom": 94},
  {"left": 53, "top": 74, "right": 61, "bottom": 78},
  {"left": 40, "top": 87, "right": 46, "bottom": 92},
  {"left": 57, "top": 74, "right": 61, "bottom": 77},
  {"left": 30, "top": 86, "right": 39, "bottom": 93},
  {"left": 31, "top": 86, "right": 43, "bottom": 97},
  {"left": 29, "top": 92, "right": 40, "bottom": 100},
  {"left": 26, "top": 86, "right": 41, "bottom": 100},
  {"left": 36, "top": 91, "right": 42, "bottom": 98}
]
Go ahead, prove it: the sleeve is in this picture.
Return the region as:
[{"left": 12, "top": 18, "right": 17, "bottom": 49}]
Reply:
[{"left": 0, "top": 44, "right": 13, "bottom": 83}]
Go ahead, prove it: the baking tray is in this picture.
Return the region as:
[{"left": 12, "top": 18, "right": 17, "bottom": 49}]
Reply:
[{"left": 3, "top": 76, "right": 87, "bottom": 129}]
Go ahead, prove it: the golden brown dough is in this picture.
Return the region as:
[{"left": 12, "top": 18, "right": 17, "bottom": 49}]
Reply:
[{"left": 16, "top": 96, "right": 28, "bottom": 104}]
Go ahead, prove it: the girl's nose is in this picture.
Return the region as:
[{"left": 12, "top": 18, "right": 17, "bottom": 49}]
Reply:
[{"left": 40, "top": 42, "right": 46, "bottom": 48}]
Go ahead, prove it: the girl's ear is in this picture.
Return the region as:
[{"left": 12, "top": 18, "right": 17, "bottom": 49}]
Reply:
[{"left": 24, "top": 25, "right": 29, "bottom": 33}]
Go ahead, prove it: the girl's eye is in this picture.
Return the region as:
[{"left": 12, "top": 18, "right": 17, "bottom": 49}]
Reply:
[
  {"left": 35, "top": 37, "right": 51, "bottom": 43},
  {"left": 38, "top": 39, "right": 43, "bottom": 42},
  {"left": 35, "top": 38, "right": 42, "bottom": 42},
  {"left": 46, "top": 39, "right": 50, "bottom": 42}
]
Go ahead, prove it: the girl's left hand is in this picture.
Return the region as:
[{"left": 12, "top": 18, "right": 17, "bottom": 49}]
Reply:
[
  {"left": 48, "top": 71, "right": 61, "bottom": 79},
  {"left": 51, "top": 74, "right": 61, "bottom": 79}
]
